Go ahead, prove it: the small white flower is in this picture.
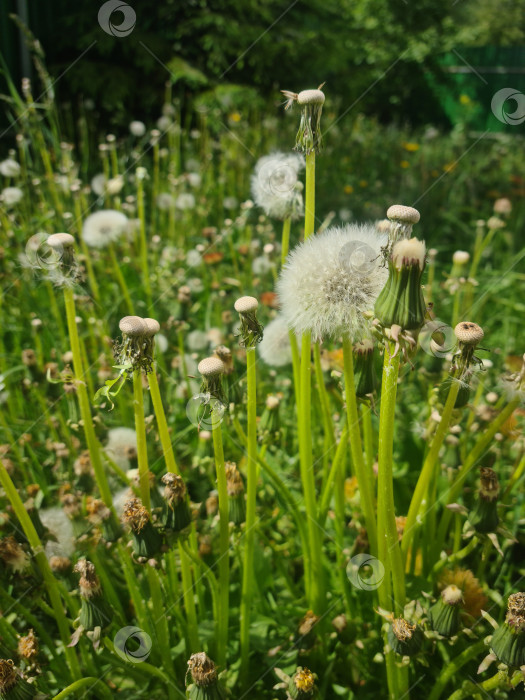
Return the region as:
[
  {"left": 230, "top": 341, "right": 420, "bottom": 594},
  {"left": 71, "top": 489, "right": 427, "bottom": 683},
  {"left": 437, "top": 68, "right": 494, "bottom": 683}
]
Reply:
[
  {"left": 41, "top": 507, "right": 75, "bottom": 558},
  {"left": 186, "top": 249, "right": 203, "bottom": 267},
  {"left": 251, "top": 152, "right": 304, "bottom": 221},
  {"left": 105, "top": 427, "right": 137, "bottom": 470},
  {"left": 259, "top": 316, "right": 296, "bottom": 367},
  {"left": 129, "top": 120, "right": 146, "bottom": 137},
  {"left": 0, "top": 158, "right": 21, "bottom": 177},
  {"left": 1, "top": 186, "right": 23, "bottom": 206},
  {"left": 157, "top": 192, "right": 175, "bottom": 210},
  {"left": 82, "top": 210, "right": 128, "bottom": 248},
  {"left": 277, "top": 224, "right": 388, "bottom": 341},
  {"left": 223, "top": 196, "right": 238, "bottom": 210},
  {"left": 339, "top": 208, "right": 352, "bottom": 222},
  {"left": 157, "top": 115, "right": 172, "bottom": 132},
  {"left": 188, "top": 277, "right": 204, "bottom": 293},
  {"left": 175, "top": 193, "right": 196, "bottom": 210}
]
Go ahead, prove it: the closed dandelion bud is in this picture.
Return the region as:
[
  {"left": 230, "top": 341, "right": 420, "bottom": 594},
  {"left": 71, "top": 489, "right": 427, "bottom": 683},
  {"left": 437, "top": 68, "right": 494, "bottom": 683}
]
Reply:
[
  {"left": 374, "top": 237, "right": 426, "bottom": 331},
  {"left": 123, "top": 498, "right": 162, "bottom": 559},
  {"left": 186, "top": 652, "right": 225, "bottom": 700},
  {"left": 353, "top": 339, "right": 378, "bottom": 397},
  {"left": 288, "top": 667, "right": 318, "bottom": 699},
  {"left": 468, "top": 467, "right": 500, "bottom": 534},
  {"left": 429, "top": 585, "right": 463, "bottom": 637},
  {"left": 282, "top": 85, "right": 325, "bottom": 155},
  {"left": 74, "top": 559, "right": 113, "bottom": 632},
  {"left": 491, "top": 592, "right": 525, "bottom": 668},
  {"left": 258, "top": 394, "right": 281, "bottom": 444},
  {"left": 388, "top": 618, "right": 424, "bottom": 657},
  {"left": 234, "top": 296, "right": 264, "bottom": 348},
  {"left": 17, "top": 631, "right": 38, "bottom": 665},
  {"left": 0, "top": 537, "right": 31, "bottom": 575},
  {"left": 0, "top": 659, "right": 37, "bottom": 699},
  {"left": 160, "top": 473, "right": 191, "bottom": 532},
  {"left": 225, "top": 462, "right": 245, "bottom": 525}
]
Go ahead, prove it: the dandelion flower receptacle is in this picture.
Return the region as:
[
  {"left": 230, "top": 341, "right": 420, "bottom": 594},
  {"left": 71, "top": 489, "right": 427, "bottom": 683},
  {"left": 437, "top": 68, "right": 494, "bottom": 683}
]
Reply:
[
  {"left": 429, "top": 584, "right": 464, "bottom": 637},
  {"left": 282, "top": 86, "right": 325, "bottom": 155},
  {"left": 277, "top": 224, "right": 388, "bottom": 342},
  {"left": 186, "top": 652, "right": 225, "bottom": 700},
  {"left": 288, "top": 667, "right": 318, "bottom": 699},
  {"left": 0, "top": 659, "right": 37, "bottom": 699},
  {"left": 387, "top": 618, "right": 424, "bottom": 657},
  {"left": 491, "top": 592, "right": 525, "bottom": 668}
]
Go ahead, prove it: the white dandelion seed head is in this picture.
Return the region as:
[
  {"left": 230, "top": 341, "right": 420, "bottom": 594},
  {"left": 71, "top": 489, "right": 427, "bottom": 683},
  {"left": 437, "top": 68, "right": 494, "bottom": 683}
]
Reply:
[
  {"left": 90, "top": 173, "right": 106, "bottom": 196},
  {"left": 175, "top": 193, "right": 196, "bottom": 210},
  {"left": 129, "top": 120, "right": 146, "bottom": 137},
  {"left": 106, "top": 175, "right": 124, "bottom": 195},
  {"left": 113, "top": 487, "right": 133, "bottom": 517},
  {"left": 252, "top": 255, "right": 273, "bottom": 275},
  {"left": 82, "top": 210, "right": 128, "bottom": 248},
  {"left": 187, "top": 330, "right": 209, "bottom": 351},
  {"left": 105, "top": 427, "right": 137, "bottom": 469},
  {"left": 259, "top": 315, "right": 296, "bottom": 367},
  {"left": 186, "top": 249, "right": 203, "bottom": 267},
  {"left": 155, "top": 333, "right": 169, "bottom": 353},
  {"left": 1, "top": 186, "right": 23, "bottom": 206},
  {"left": 251, "top": 152, "right": 305, "bottom": 221},
  {"left": 157, "top": 192, "right": 175, "bottom": 210},
  {"left": 277, "top": 224, "right": 388, "bottom": 341},
  {"left": 41, "top": 507, "right": 75, "bottom": 558},
  {"left": 0, "top": 158, "right": 21, "bottom": 177},
  {"left": 223, "top": 196, "right": 238, "bottom": 210},
  {"left": 187, "top": 172, "right": 201, "bottom": 188}
]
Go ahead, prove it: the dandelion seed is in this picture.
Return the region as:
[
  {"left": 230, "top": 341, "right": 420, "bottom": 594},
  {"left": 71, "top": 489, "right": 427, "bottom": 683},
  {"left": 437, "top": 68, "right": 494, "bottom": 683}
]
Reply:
[
  {"left": 129, "top": 120, "right": 146, "bottom": 137},
  {"left": 277, "top": 224, "right": 387, "bottom": 341},
  {"left": 82, "top": 210, "right": 128, "bottom": 248},
  {"left": 1, "top": 186, "right": 23, "bottom": 206},
  {"left": 40, "top": 507, "right": 75, "bottom": 559},
  {"left": 175, "top": 193, "right": 196, "bottom": 210},
  {"left": 156, "top": 192, "right": 175, "bottom": 210}
]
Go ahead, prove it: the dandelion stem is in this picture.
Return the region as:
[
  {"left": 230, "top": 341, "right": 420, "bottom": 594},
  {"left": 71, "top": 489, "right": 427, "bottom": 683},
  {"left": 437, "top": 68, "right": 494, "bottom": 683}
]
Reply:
[
  {"left": 178, "top": 541, "right": 200, "bottom": 653},
  {"left": 132, "top": 368, "right": 151, "bottom": 511},
  {"left": 63, "top": 287, "right": 114, "bottom": 509},
  {"left": 240, "top": 347, "right": 258, "bottom": 681},
  {"left": 108, "top": 242, "right": 134, "bottom": 314},
  {"left": 342, "top": 335, "right": 377, "bottom": 555},
  {"left": 146, "top": 566, "right": 177, "bottom": 697},
  {"left": 148, "top": 367, "right": 179, "bottom": 474},
  {"left": 298, "top": 331, "right": 325, "bottom": 613},
  {"left": 304, "top": 152, "right": 315, "bottom": 240},
  {"left": 0, "top": 459, "right": 81, "bottom": 681},
  {"left": 211, "top": 404, "right": 229, "bottom": 667},
  {"left": 137, "top": 174, "right": 153, "bottom": 309},
  {"left": 51, "top": 678, "right": 113, "bottom": 699},
  {"left": 281, "top": 217, "right": 291, "bottom": 266},
  {"left": 401, "top": 380, "right": 460, "bottom": 565},
  {"left": 428, "top": 640, "right": 487, "bottom": 700}
]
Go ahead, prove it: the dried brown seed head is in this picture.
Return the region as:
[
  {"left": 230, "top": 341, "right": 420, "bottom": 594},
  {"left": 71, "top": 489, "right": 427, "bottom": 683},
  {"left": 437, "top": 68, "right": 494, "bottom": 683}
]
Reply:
[
  {"left": 387, "top": 205, "right": 420, "bottom": 224},
  {"left": 234, "top": 295, "right": 259, "bottom": 314},
  {"left": 143, "top": 317, "right": 160, "bottom": 336},
  {"left": 454, "top": 322, "right": 484, "bottom": 346},
  {"left": 123, "top": 498, "right": 150, "bottom": 532},
  {"left": 17, "top": 629, "right": 38, "bottom": 660},
  {"left": 392, "top": 618, "right": 416, "bottom": 642},
  {"left": 197, "top": 357, "right": 225, "bottom": 377},
  {"left": 47, "top": 232, "right": 75, "bottom": 249},
  {"left": 297, "top": 89, "right": 325, "bottom": 106},
  {"left": 119, "top": 316, "right": 146, "bottom": 337},
  {"left": 0, "top": 659, "right": 17, "bottom": 693},
  {"left": 187, "top": 651, "right": 218, "bottom": 687}
]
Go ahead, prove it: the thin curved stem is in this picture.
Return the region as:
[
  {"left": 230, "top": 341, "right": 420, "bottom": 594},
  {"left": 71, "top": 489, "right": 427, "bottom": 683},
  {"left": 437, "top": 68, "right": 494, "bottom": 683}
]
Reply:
[{"left": 133, "top": 368, "right": 151, "bottom": 511}]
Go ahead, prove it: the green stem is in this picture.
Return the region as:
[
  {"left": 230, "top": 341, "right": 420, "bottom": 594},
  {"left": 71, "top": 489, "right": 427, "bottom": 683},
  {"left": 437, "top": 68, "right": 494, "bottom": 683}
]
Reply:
[
  {"left": 147, "top": 566, "right": 176, "bottom": 697},
  {"left": 240, "top": 347, "right": 258, "bottom": 681},
  {"left": 318, "top": 424, "right": 349, "bottom": 525},
  {"left": 342, "top": 335, "right": 377, "bottom": 555},
  {"left": 304, "top": 152, "right": 315, "bottom": 239},
  {"left": 0, "top": 460, "right": 81, "bottom": 681},
  {"left": 313, "top": 342, "right": 335, "bottom": 479},
  {"left": 63, "top": 287, "right": 113, "bottom": 509},
  {"left": 178, "top": 541, "right": 200, "bottom": 653},
  {"left": 137, "top": 174, "right": 153, "bottom": 309},
  {"left": 298, "top": 331, "right": 325, "bottom": 613},
  {"left": 148, "top": 366, "right": 179, "bottom": 474},
  {"left": 51, "top": 677, "right": 113, "bottom": 699},
  {"left": 133, "top": 368, "right": 151, "bottom": 511},
  {"left": 428, "top": 640, "right": 486, "bottom": 700},
  {"left": 109, "top": 242, "right": 134, "bottom": 314},
  {"left": 211, "top": 405, "right": 229, "bottom": 668},
  {"left": 401, "top": 380, "right": 460, "bottom": 564},
  {"left": 281, "top": 217, "right": 291, "bottom": 266}
]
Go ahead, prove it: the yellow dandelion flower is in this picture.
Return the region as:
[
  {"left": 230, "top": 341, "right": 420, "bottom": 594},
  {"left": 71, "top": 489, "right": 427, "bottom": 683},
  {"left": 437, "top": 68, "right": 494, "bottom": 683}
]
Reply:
[
  {"left": 400, "top": 160, "right": 410, "bottom": 169},
  {"left": 402, "top": 142, "right": 420, "bottom": 152},
  {"left": 229, "top": 112, "right": 242, "bottom": 123},
  {"left": 459, "top": 94, "right": 472, "bottom": 106},
  {"left": 344, "top": 185, "right": 354, "bottom": 194},
  {"left": 443, "top": 162, "right": 457, "bottom": 173},
  {"left": 345, "top": 476, "right": 359, "bottom": 501},
  {"left": 359, "top": 180, "right": 368, "bottom": 188}
]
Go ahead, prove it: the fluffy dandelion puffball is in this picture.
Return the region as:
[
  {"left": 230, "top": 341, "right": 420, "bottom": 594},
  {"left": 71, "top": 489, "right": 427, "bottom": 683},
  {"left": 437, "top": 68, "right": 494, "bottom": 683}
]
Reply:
[
  {"left": 82, "top": 210, "right": 128, "bottom": 248},
  {"left": 277, "top": 224, "right": 388, "bottom": 341},
  {"left": 251, "top": 152, "right": 304, "bottom": 221},
  {"left": 259, "top": 316, "right": 296, "bottom": 367}
]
